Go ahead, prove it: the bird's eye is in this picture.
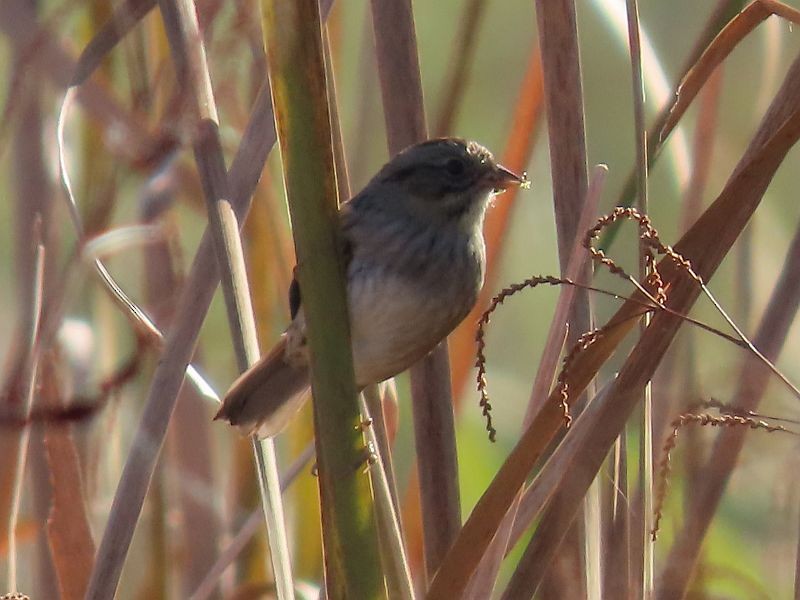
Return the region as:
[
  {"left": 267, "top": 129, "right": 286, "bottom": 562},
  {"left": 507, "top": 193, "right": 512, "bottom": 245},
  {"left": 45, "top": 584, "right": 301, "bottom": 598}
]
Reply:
[{"left": 445, "top": 158, "right": 466, "bottom": 176}]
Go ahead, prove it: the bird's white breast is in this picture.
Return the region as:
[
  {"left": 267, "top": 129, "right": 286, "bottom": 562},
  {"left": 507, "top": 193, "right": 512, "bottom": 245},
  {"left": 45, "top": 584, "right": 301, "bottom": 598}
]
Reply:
[{"left": 347, "top": 270, "right": 472, "bottom": 386}]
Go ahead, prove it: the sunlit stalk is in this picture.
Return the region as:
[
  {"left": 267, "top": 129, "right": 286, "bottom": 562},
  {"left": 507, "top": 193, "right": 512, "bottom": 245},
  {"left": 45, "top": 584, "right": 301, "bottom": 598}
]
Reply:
[
  {"left": 6, "top": 242, "right": 44, "bottom": 592},
  {"left": 625, "top": 0, "right": 653, "bottom": 597},
  {"left": 260, "top": 0, "right": 383, "bottom": 595}
]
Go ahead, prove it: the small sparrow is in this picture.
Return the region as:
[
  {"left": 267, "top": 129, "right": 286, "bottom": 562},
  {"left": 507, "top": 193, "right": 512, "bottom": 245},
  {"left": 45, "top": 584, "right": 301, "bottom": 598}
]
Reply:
[{"left": 216, "top": 138, "right": 524, "bottom": 437}]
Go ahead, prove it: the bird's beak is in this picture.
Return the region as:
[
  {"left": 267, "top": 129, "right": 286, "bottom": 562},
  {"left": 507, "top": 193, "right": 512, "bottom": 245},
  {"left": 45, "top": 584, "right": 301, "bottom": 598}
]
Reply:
[{"left": 487, "top": 163, "right": 528, "bottom": 192}]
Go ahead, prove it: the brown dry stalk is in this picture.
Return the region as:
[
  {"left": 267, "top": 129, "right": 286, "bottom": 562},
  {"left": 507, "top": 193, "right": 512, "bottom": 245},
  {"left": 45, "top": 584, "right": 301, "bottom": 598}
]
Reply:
[
  {"left": 472, "top": 203, "right": 800, "bottom": 590},
  {"left": 660, "top": 0, "right": 800, "bottom": 143},
  {"left": 651, "top": 407, "right": 795, "bottom": 541}
]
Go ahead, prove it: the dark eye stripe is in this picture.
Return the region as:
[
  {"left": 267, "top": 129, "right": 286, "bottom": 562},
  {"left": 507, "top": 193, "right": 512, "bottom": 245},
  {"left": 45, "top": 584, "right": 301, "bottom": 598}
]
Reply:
[{"left": 436, "top": 169, "right": 480, "bottom": 195}]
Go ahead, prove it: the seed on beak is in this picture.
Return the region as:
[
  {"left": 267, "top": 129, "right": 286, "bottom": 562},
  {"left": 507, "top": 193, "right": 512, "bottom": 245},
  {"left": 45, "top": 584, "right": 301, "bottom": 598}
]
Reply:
[{"left": 488, "top": 164, "right": 530, "bottom": 192}]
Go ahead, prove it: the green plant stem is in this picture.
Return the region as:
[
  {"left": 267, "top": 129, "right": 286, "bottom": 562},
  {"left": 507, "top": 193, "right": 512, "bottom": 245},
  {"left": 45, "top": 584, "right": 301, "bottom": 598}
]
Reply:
[{"left": 260, "top": 0, "right": 382, "bottom": 597}]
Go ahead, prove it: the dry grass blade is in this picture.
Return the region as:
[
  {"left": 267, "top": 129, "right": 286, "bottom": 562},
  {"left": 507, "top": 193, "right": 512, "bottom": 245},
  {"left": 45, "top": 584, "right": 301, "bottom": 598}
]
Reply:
[
  {"left": 504, "top": 382, "right": 613, "bottom": 557},
  {"left": 655, "top": 214, "right": 800, "bottom": 599},
  {"left": 680, "top": 66, "right": 724, "bottom": 234},
  {"left": 464, "top": 500, "right": 519, "bottom": 600},
  {"left": 363, "top": 383, "right": 401, "bottom": 516},
  {"left": 600, "top": 0, "right": 745, "bottom": 249},
  {"left": 140, "top": 192, "right": 219, "bottom": 595},
  {"left": 532, "top": 3, "right": 592, "bottom": 592},
  {"left": 44, "top": 371, "right": 96, "bottom": 600},
  {"left": 73, "top": 0, "right": 329, "bottom": 589},
  {"left": 80, "top": 30, "right": 291, "bottom": 600},
  {"left": 360, "top": 397, "right": 415, "bottom": 600},
  {"left": 324, "top": 27, "right": 351, "bottom": 202},
  {"left": 634, "top": 71, "right": 724, "bottom": 591},
  {"left": 498, "top": 386, "right": 618, "bottom": 600},
  {"left": 189, "top": 443, "right": 315, "bottom": 600},
  {"left": 348, "top": 10, "right": 382, "bottom": 186},
  {"left": 604, "top": 434, "right": 630, "bottom": 600},
  {"left": 430, "top": 48, "right": 800, "bottom": 600},
  {"left": 87, "top": 0, "right": 297, "bottom": 596},
  {"left": 361, "top": 383, "right": 408, "bottom": 595},
  {"left": 409, "top": 347, "right": 460, "bottom": 581},
  {"left": 500, "top": 55, "right": 800, "bottom": 599},
  {"left": 535, "top": 0, "right": 588, "bottom": 271},
  {"left": 370, "top": 0, "right": 426, "bottom": 150},
  {"left": 193, "top": 120, "right": 261, "bottom": 367},
  {"left": 430, "top": 314, "right": 626, "bottom": 597},
  {"left": 624, "top": 1, "right": 653, "bottom": 594},
  {"left": 40, "top": 70, "right": 95, "bottom": 586},
  {"left": 5, "top": 238, "right": 44, "bottom": 594},
  {"left": 0, "top": 54, "right": 49, "bottom": 567},
  {"left": 56, "top": 91, "right": 217, "bottom": 401},
  {"left": 660, "top": 0, "right": 800, "bottom": 143},
  {"left": 525, "top": 165, "right": 607, "bottom": 423},
  {"left": 71, "top": 0, "right": 157, "bottom": 86}
]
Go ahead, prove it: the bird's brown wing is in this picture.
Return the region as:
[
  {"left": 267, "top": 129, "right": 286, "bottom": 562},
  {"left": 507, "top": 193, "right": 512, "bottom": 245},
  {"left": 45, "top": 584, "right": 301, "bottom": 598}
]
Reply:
[{"left": 217, "top": 206, "right": 357, "bottom": 437}]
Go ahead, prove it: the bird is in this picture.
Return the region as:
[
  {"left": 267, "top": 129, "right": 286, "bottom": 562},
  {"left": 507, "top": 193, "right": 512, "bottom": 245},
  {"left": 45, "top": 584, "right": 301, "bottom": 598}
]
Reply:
[{"left": 215, "top": 138, "right": 525, "bottom": 437}]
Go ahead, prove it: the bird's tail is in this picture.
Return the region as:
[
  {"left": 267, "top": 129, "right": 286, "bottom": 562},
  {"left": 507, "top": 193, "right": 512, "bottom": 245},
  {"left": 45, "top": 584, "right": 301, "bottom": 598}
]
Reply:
[{"left": 215, "top": 334, "right": 310, "bottom": 437}]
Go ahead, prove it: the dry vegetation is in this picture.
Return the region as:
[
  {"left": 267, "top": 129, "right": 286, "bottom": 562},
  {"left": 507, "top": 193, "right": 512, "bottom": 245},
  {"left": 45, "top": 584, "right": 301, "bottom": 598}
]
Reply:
[{"left": 2, "top": 0, "right": 800, "bottom": 598}]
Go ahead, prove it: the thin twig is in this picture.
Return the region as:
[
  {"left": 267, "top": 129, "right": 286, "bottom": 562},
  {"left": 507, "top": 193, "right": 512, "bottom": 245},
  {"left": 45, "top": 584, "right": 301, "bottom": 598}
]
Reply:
[
  {"left": 7, "top": 238, "right": 44, "bottom": 592},
  {"left": 189, "top": 444, "right": 315, "bottom": 600}
]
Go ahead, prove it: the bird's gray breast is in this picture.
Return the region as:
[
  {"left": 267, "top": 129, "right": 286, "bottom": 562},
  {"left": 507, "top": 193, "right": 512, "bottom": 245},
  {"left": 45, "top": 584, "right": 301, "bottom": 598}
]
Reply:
[{"left": 345, "top": 216, "right": 485, "bottom": 386}]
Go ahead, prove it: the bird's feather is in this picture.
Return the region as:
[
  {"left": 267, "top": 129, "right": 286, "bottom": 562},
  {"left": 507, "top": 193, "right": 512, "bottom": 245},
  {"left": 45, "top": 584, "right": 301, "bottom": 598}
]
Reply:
[{"left": 215, "top": 334, "right": 310, "bottom": 437}]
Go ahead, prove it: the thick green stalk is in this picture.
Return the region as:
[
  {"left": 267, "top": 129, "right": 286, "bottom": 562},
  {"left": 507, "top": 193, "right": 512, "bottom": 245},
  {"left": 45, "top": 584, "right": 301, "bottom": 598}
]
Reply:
[{"left": 260, "top": 1, "right": 383, "bottom": 598}]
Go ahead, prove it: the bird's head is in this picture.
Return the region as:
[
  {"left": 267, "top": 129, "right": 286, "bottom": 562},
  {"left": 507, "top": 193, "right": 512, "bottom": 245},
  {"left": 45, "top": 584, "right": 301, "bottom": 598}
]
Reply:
[{"left": 366, "top": 138, "right": 525, "bottom": 231}]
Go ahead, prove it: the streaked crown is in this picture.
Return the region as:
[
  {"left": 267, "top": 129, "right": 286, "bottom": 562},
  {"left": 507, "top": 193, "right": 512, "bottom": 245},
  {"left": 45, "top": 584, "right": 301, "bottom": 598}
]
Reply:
[{"left": 356, "top": 138, "right": 522, "bottom": 228}]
